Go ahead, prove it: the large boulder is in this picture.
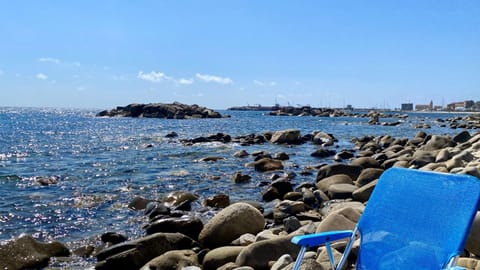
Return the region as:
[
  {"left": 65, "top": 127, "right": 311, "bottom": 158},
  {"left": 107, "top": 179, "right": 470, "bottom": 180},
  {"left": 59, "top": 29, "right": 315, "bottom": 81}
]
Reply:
[
  {"left": 420, "top": 135, "right": 456, "bottom": 151},
  {"left": 95, "top": 233, "right": 198, "bottom": 270},
  {"left": 0, "top": 234, "right": 70, "bottom": 270},
  {"left": 355, "top": 168, "right": 384, "bottom": 187},
  {"left": 139, "top": 250, "right": 199, "bottom": 270},
  {"left": 235, "top": 237, "right": 299, "bottom": 270},
  {"left": 198, "top": 203, "right": 265, "bottom": 248},
  {"left": 270, "top": 129, "right": 302, "bottom": 144}
]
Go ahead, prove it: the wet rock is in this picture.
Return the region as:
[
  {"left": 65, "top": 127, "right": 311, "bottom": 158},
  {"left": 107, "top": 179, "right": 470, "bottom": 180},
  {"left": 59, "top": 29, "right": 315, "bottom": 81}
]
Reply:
[
  {"left": 235, "top": 236, "right": 299, "bottom": 270},
  {"left": 312, "top": 132, "right": 335, "bottom": 146},
  {"left": 199, "top": 156, "right": 225, "bottom": 162},
  {"left": 163, "top": 191, "right": 199, "bottom": 208},
  {"left": 198, "top": 203, "right": 265, "bottom": 248},
  {"left": 97, "top": 102, "right": 223, "bottom": 119},
  {"left": 165, "top": 132, "right": 178, "bottom": 138},
  {"left": 203, "top": 246, "right": 245, "bottom": 270},
  {"left": 316, "top": 163, "right": 363, "bottom": 182},
  {"left": 144, "top": 202, "right": 171, "bottom": 220},
  {"left": 335, "top": 150, "right": 355, "bottom": 160},
  {"left": 250, "top": 158, "right": 284, "bottom": 172},
  {"left": 270, "top": 129, "right": 302, "bottom": 144},
  {"left": 233, "top": 150, "right": 249, "bottom": 158},
  {"left": 283, "top": 216, "right": 302, "bottom": 233},
  {"left": 203, "top": 194, "right": 230, "bottom": 208},
  {"left": 95, "top": 233, "right": 198, "bottom": 270},
  {"left": 101, "top": 232, "right": 128, "bottom": 246},
  {"left": 311, "top": 148, "right": 336, "bottom": 158},
  {"left": 128, "top": 196, "right": 155, "bottom": 210},
  {"left": 144, "top": 216, "right": 204, "bottom": 240},
  {"left": 274, "top": 152, "right": 290, "bottom": 160},
  {"left": 35, "top": 175, "right": 59, "bottom": 186},
  {"left": 231, "top": 172, "right": 252, "bottom": 183},
  {"left": 0, "top": 234, "right": 70, "bottom": 270},
  {"left": 139, "top": 249, "right": 199, "bottom": 270}
]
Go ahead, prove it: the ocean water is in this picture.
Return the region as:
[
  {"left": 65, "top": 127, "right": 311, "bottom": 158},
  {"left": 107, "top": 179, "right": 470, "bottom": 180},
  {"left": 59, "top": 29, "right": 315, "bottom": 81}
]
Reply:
[{"left": 0, "top": 108, "right": 470, "bottom": 247}]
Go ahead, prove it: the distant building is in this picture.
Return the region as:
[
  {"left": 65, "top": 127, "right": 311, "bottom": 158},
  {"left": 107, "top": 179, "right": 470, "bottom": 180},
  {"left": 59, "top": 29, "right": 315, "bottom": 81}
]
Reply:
[
  {"left": 415, "top": 104, "right": 431, "bottom": 111},
  {"left": 345, "top": 104, "right": 353, "bottom": 110},
  {"left": 465, "top": 100, "right": 475, "bottom": 109},
  {"left": 401, "top": 103, "right": 413, "bottom": 111},
  {"left": 447, "top": 102, "right": 466, "bottom": 111}
]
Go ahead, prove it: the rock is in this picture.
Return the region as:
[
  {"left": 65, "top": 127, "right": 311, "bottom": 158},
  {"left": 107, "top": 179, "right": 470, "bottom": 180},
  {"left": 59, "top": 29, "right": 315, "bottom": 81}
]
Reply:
[
  {"left": 327, "top": 183, "right": 358, "bottom": 199},
  {"left": 453, "top": 130, "right": 471, "bottom": 144},
  {"left": 203, "top": 246, "right": 245, "bottom": 270},
  {"left": 316, "top": 174, "right": 354, "bottom": 193},
  {"left": 203, "top": 194, "right": 230, "bottom": 208},
  {"left": 312, "top": 132, "right": 335, "bottom": 146},
  {"left": 274, "top": 152, "right": 290, "bottom": 160},
  {"left": 95, "top": 233, "right": 198, "bottom": 270},
  {"left": 421, "top": 135, "right": 456, "bottom": 151},
  {"left": 435, "top": 148, "right": 452, "bottom": 163},
  {"left": 235, "top": 237, "right": 299, "bottom": 270},
  {"left": 270, "top": 129, "right": 302, "bottom": 144},
  {"left": 316, "top": 164, "right": 363, "bottom": 182},
  {"left": 355, "top": 168, "right": 384, "bottom": 187},
  {"left": 316, "top": 246, "right": 344, "bottom": 270},
  {"left": 0, "top": 234, "right": 70, "bottom": 270},
  {"left": 466, "top": 212, "right": 480, "bottom": 256},
  {"left": 410, "top": 150, "right": 437, "bottom": 168},
  {"left": 232, "top": 172, "right": 252, "bottom": 183},
  {"left": 270, "top": 179, "right": 294, "bottom": 198},
  {"left": 145, "top": 202, "right": 171, "bottom": 220},
  {"left": 352, "top": 180, "right": 377, "bottom": 202},
  {"left": 251, "top": 158, "right": 284, "bottom": 172},
  {"left": 283, "top": 216, "right": 302, "bottom": 233},
  {"left": 311, "top": 148, "right": 336, "bottom": 158},
  {"left": 199, "top": 156, "right": 225, "bottom": 162},
  {"left": 272, "top": 200, "right": 306, "bottom": 223},
  {"left": 139, "top": 249, "right": 199, "bottom": 270},
  {"left": 165, "top": 132, "right": 179, "bottom": 138},
  {"left": 128, "top": 196, "right": 154, "bottom": 210},
  {"left": 101, "top": 232, "right": 128, "bottom": 245},
  {"left": 316, "top": 207, "right": 362, "bottom": 233},
  {"left": 144, "top": 216, "right": 204, "bottom": 240},
  {"left": 350, "top": 157, "right": 380, "bottom": 169},
  {"left": 234, "top": 150, "right": 249, "bottom": 158},
  {"left": 457, "top": 257, "right": 480, "bottom": 270},
  {"left": 97, "top": 102, "right": 223, "bottom": 119},
  {"left": 198, "top": 203, "right": 265, "bottom": 248},
  {"left": 335, "top": 150, "right": 355, "bottom": 160},
  {"left": 271, "top": 254, "right": 293, "bottom": 270},
  {"left": 163, "top": 191, "right": 199, "bottom": 208}
]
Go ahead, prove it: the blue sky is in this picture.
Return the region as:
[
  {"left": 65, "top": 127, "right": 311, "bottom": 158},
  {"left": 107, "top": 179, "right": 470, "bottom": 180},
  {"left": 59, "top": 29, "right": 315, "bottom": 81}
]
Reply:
[{"left": 0, "top": 1, "right": 479, "bottom": 109}]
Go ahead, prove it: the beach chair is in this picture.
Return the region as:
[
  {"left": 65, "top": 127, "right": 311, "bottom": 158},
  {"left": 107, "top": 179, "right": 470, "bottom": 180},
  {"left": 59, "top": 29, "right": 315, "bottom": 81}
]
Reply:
[{"left": 291, "top": 167, "right": 480, "bottom": 270}]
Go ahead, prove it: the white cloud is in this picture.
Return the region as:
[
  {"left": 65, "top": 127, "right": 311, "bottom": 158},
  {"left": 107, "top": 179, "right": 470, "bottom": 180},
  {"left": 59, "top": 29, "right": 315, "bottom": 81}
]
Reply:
[
  {"left": 254, "top": 80, "right": 276, "bottom": 87},
  {"left": 195, "top": 73, "right": 233, "bottom": 84},
  {"left": 38, "top": 57, "right": 61, "bottom": 64},
  {"left": 137, "top": 71, "right": 171, "bottom": 83},
  {"left": 177, "top": 78, "right": 194, "bottom": 85},
  {"left": 36, "top": 73, "right": 48, "bottom": 80}
]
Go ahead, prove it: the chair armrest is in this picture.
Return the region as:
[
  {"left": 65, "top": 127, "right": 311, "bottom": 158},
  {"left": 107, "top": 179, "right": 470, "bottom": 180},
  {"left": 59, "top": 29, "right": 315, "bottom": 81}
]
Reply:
[{"left": 291, "top": 230, "right": 353, "bottom": 247}]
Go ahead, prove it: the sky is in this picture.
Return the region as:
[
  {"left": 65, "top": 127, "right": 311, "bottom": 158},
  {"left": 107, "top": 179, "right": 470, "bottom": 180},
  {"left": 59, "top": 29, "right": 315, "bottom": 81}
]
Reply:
[{"left": 0, "top": 1, "right": 479, "bottom": 109}]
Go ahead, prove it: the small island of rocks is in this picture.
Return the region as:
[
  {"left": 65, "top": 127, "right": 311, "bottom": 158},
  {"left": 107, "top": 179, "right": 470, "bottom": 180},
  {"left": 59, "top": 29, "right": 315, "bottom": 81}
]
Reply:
[{"left": 97, "top": 102, "right": 224, "bottom": 119}]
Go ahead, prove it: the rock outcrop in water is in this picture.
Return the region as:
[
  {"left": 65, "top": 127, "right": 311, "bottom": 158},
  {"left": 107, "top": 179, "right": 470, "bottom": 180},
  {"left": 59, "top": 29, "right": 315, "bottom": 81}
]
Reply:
[{"left": 96, "top": 102, "right": 223, "bottom": 119}]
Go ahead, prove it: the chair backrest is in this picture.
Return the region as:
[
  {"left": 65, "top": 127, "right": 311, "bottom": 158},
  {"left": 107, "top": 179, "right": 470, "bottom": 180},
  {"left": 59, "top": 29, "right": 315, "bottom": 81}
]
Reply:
[{"left": 356, "top": 168, "right": 480, "bottom": 270}]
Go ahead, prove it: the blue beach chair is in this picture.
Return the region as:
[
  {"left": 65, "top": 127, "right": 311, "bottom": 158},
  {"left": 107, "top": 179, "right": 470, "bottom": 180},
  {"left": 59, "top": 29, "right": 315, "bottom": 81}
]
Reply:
[{"left": 291, "top": 168, "right": 480, "bottom": 270}]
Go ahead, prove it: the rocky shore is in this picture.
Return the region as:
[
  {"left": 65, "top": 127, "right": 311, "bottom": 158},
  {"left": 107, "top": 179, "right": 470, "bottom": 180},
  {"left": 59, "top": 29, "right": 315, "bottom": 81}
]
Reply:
[
  {"left": 96, "top": 102, "right": 224, "bottom": 119},
  {"left": 2, "top": 126, "right": 480, "bottom": 269}
]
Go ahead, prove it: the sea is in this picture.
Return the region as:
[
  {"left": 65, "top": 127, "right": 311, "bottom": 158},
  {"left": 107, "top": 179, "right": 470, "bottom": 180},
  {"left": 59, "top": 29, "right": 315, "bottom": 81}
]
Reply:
[{"left": 0, "top": 107, "right": 472, "bottom": 265}]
